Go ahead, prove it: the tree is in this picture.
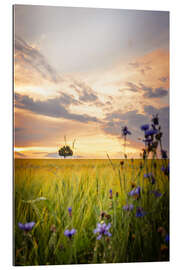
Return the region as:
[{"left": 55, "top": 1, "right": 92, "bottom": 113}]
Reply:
[{"left": 58, "top": 145, "right": 73, "bottom": 159}]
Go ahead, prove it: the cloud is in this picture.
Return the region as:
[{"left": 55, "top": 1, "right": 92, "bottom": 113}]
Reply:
[
  {"left": 70, "top": 81, "right": 98, "bottom": 102},
  {"left": 159, "top": 76, "right": 168, "bottom": 82},
  {"left": 15, "top": 93, "right": 100, "bottom": 123},
  {"left": 15, "top": 127, "right": 24, "bottom": 133},
  {"left": 104, "top": 109, "right": 149, "bottom": 141},
  {"left": 144, "top": 87, "right": 168, "bottom": 98},
  {"left": 144, "top": 105, "right": 169, "bottom": 116},
  {"left": 57, "top": 92, "right": 80, "bottom": 106},
  {"left": 128, "top": 60, "right": 152, "bottom": 75},
  {"left": 14, "top": 151, "right": 27, "bottom": 158},
  {"left": 125, "top": 82, "right": 139, "bottom": 92},
  {"left": 44, "top": 152, "right": 84, "bottom": 159},
  {"left": 139, "top": 83, "right": 168, "bottom": 98},
  {"left": 44, "top": 152, "right": 59, "bottom": 158},
  {"left": 122, "top": 81, "right": 168, "bottom": 98},
  {"left": 102, "top": 105, "right": 169, "bottom": 151},
  {"left": 128, "top": 61, "right": 140, "bottom": 68},
  {"left": 15, "top": 36, "right": 62, "bottom": 84},
  {"left": 14, "top": 108, "right": 101, "bottom": 148},
  {"left": 139, "top": 83, "right": 153, "bottom": 92}
]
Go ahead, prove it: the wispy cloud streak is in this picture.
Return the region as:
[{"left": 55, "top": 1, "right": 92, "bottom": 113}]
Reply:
[{"left": 15, "top": 36, "right": 62, "bottom": 83}]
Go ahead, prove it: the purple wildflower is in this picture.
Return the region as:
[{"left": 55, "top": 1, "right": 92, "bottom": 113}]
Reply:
[
  {"left": 128, "top": 186, "right": 141, "bottom": 198},
  {"left": 93, "top": 222, "right": 112, "bottom": 240},
  {"left": 144, "top": 173, "right": 155, "bottom": 184},
  {"left": 141, "top": 124, "right": 149, "bottom": 131},
  {"left": 162, "top": 165, "right": 169, "bottom": 176},
  {"left": 18, "top": 222, "right": 35, "bottom": 232},
  {"left": 151, "top": 190, "right": 162, "bottom": 198},
  {"left": 68, "top": 207, "right": 72, "bottom": 217},
  {"left": 122, "top": 126, "right": 131, "bottom": 136},
  {"left": 144, "top": 173, "right": 152, "bottom": 178},
  {"left": 123, "top": 204, "right": 134, "bottom": 211},
  {"left": 64, "top": 228, "right": 76, "bottom": 238},
  {"left": 145, "top": 129, "right": 158, "bottom": 137},
  {"left": 109, "top": 189, "right": 113, "bottom": 199},
  {"left": 136, "top": 207, "right": 146, "bottom": 217},
  {"left": 165, "top": 234, "right": 169, "bottom": 243}
]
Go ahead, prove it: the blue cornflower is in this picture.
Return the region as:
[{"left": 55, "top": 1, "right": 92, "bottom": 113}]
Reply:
[
  {"left": 136, "top": 207, "right": 146, "bottom": 217},
  {"left": 18, "top": 221, "right": 35, "bottom": 232},
  {"left": 162, "top": 165, "right": 169, "bottom": 176},
  {"left": 145, "top": 129, "right": 158, "bottom": 137},
  {"left": 144, "top": 173, "right": 152, "bottom": 178},
  {"left": 123, "top": 204, "right": 134, "bottom": 211},
  {"left": 128, "top": 186, "right": 141, "bottom": 198},
  {"left": 165, "top": 234, "right": 169, "bottom": 243},
  {"left": 93, "top": 222, "right": 112, "bottom": 240},
  {"left": 122, "top": 126, "right": 131, "bottom": 136},
  {"left": 68, "top": 207, "right": 72, "bottom": 216},
  {"left": 144, "top": 173, "right": 155, "bottom": 184},
  {"left": 141, "top": 124, "right": 149, "bottom": 131},
  {"left": 109, "top": 189, "right": 113, "bottom": 199},
  {"left": 64, "top": 228, "right": 76, "bottom": 238},
  {"left": 152, "top": 190, "right": 162, "bottom": 198}
]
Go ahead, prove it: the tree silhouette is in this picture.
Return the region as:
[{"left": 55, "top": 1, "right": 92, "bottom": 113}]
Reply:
[
  {"left": 58, "top": 145, "right": 73, "bottom": 159},
  {"left": 58, "top": 136, "right": 75, "bottom": 159}
]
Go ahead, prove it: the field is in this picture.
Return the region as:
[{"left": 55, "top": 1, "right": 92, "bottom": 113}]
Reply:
[{"left": 14, "top": 158, "right": 169, "bottom": 265}]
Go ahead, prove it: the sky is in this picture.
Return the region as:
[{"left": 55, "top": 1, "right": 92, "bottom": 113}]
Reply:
[{"left": 14, "top": 5, "right": 169, "bottom": 159}]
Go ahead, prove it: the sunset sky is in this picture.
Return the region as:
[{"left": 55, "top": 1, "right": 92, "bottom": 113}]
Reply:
[{"left": 14, "top": 5, "right": 169, "bottom": 159}]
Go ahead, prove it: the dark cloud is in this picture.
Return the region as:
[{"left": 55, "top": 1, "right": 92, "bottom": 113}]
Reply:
[
  {"left": 15, "top": 36, "right": 62, "bottom": 83},
  {"left": 139, "top": 83, "right": 168, "bottom": 98},
  {"left": 104, "top": 110, "right": 149, "bottom": 141},
  {"left": 139, "top": 83, "right": 153, "bottom": 92},
  {"left": 103, "top": 105, "right": 169, "bottom": 152},
  {"left": 79, "top": 90, "right": 98, "bottom": 102},
  {"left": 57, "top": 92, "right": 80, "bottom": 106},
  {"left": 144, "top": 105, "right": 169, "bottom": 116},
  {"left": 15, "top": 93, "right": 99, "bottom": 123},
  {"left": 44, "top": 152, "right": 59, "bottom": 158},
  {"left": 159, "top": 76, "right": 168, "bottom": 82},
  {"left": 126, "top": 82, "right": 139, "bottom": 92},
  {"left": 70, "top": 81, "right": 98, "bottom": 102},
  {"left": 103, "top": 119, "right": 125, "bottom": 136},
  {"left": 15, "top": 152, "right": 27, "bottom": 158},
  {"left": 44, "top": 152, "right": 84, "bottom": 159},
  {"left": 143, "top": 87, "right": 168, "bottom": 98},
  {"left": 15, "top": 127, "right": 24, "bottom": 133},
  {"left": 15, "top": 131, "right": 46, "bottom": 147}
]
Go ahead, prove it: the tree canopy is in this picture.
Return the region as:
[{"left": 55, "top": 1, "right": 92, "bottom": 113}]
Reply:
[{"left": 58, "top": 145, "right": 73, "bottom": 158}]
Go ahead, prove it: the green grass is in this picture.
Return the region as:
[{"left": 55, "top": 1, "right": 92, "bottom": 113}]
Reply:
[{"left": 14, "top": 158, "right": 169, "bottom": 265}]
